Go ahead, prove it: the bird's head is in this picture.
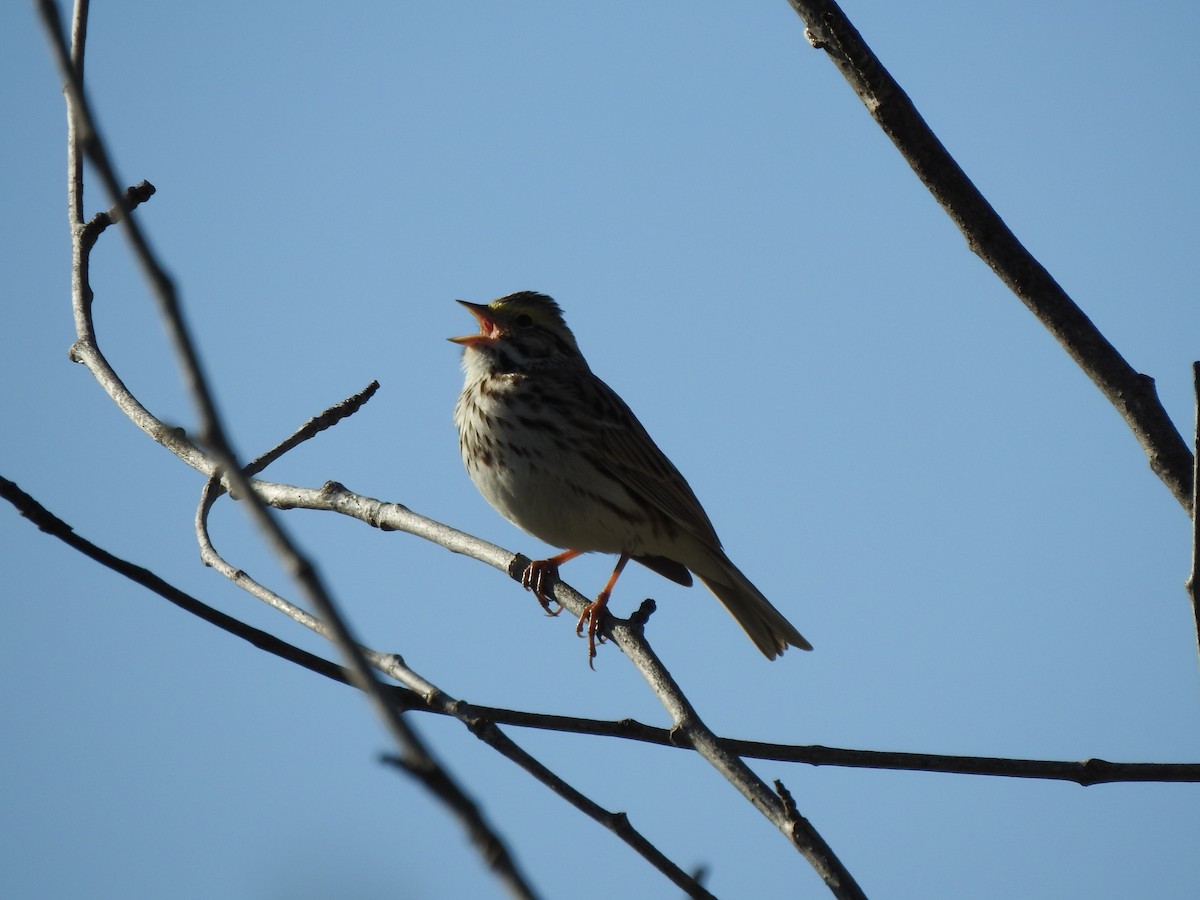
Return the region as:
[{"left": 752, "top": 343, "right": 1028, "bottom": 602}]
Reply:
[{"left": 449, "top": 291, "right": 583, "bottom": 368}]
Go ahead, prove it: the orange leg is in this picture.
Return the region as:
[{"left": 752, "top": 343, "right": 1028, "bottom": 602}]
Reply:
[
  {"left": 577, "top": 552, "right": 631, "bottom": 665},
  {"left": 521, "top": 549, "right": 584, "bottom": 615}
]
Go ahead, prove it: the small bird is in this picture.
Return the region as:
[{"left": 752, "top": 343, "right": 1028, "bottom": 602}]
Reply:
[{"left": 450, "top": 291, "right": 811, "bottom": 662}]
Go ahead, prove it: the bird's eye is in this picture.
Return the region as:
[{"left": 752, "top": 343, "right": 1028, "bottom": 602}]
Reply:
[{"left": 515, "top": 313, "right": 534, "bottom": 328}]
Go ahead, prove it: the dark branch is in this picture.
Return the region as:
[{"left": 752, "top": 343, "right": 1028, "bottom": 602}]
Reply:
[
  {"left": 387, "top": 698, "right": 1200, "bottom": 788},
  {"left": 380, "top": 754, "right": 539, "bottom": 900},
  {"left": 785, "top": 0, "right": 1194, "bottom": 513},
  {"left": 1188, "top": 362, "right": 1200, "bottom": 665},
  {"left": 80, "top": 180, "right": 156, "bottom": 250},
  {"left": 2, "top": 473, "right": 345, "bottom": 681}
]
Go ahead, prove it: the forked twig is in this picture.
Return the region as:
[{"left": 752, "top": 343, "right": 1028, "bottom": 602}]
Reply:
[{"left": 192, "top": 471, "right": 715, "bottom": 900}]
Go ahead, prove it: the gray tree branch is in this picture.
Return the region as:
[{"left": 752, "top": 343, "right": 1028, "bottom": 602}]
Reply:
[{"left": 197, "top": 461, "right": 715, "bottom": 897}]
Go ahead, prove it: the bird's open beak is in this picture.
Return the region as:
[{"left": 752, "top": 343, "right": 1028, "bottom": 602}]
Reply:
[{"left": 448, "top": 299, "right": 500, "bottom": 347}]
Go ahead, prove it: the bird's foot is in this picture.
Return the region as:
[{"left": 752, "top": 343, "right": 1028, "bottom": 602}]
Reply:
[
  {"left": 575, "top": 596, "right": 610, "bottom": 669},
  {"left": 521, "top": 558, "right": 564, "bottom": 616},
  {"left": 575, "top": 552, "right": 631, "bottom": 668},
  {"left": 520, "top": 549, "right": 584, "bottom": 616}
]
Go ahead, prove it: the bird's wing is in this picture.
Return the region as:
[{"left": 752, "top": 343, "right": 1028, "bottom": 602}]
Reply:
[{"left": 579, "top": 373, "right": 724, "bottom": 550}]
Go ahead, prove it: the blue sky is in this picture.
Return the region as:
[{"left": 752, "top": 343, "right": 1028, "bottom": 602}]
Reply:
[{"left": 3, "top": 2, "right": 1198, "bottom": 897}]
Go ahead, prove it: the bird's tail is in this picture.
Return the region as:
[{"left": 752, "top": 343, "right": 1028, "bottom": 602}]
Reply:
[{"left": 696, "top": 555, "right": 811, "bottom": 659}]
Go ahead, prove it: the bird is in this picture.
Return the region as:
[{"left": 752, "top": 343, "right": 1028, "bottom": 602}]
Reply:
[{"left": 450, "top": 291, "right": 811, "bottom": 663}]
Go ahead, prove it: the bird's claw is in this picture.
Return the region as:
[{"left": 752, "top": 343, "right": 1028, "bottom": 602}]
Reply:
[
  {"left": 520, "top": 559, "right": 564, "bottom": 616},
  {"left": 575, "top": 598, "right": 609, "bottom": 668},
  {"left": 521, "top": 550, "right": 618, "bottom": 667}
]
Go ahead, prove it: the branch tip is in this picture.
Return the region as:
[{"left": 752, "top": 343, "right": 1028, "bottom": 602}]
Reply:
[{"left": 629, "top": 598, "right": 657, "bottom": 628}]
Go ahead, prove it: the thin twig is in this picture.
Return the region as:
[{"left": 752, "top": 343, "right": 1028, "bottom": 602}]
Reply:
[
  {"left": 244, "top": 381, "right": 380, "bottom": 477},
  {"left": 81, "top": 180, "right": 156, "bottom": 250},
  {"left": 785, "top": 0, "right": 1193, "bottom": 514},
  {"left": 382, "top": 697, "right": 1200, "bottom": 788},
  {"left": 1189, "top": 362, "right": 1200, "bottom": 665}
]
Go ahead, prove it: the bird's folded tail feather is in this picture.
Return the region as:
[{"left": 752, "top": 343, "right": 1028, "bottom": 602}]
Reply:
[
  {"left": 634, "top": 554, "right": 693, "bottom": 587},
  {"left": 696, "top": 559, "right": 811, "bottom": 659}
]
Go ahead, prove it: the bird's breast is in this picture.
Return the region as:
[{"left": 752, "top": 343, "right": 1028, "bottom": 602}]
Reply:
[{"left": 454, "top": 373, "right": 654, "bottom": 554}]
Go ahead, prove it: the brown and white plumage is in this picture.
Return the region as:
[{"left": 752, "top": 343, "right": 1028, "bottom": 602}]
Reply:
[{"left": 451, "top": 291, "right": 810, "bottom": 660}]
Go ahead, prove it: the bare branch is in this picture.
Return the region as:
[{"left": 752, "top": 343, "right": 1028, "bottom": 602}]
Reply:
[
  {"left": 43, "top": 11, "right": 423, "bottom": 792},
  {"left": 65, "top": 0, "right": 88, "bottom": 224},
  {"left": 378, "top": 654, "right": 719, "bottom": 900},
  {"left": 245, "top": 381, "right": 380, "bottom": 477},
  {"left": 257, "top": 481, "right": 1200, "bottom": 789},
  {"left": 608, "top": 601, "right": 866, "bottom": 899},
  {"left": 785, "top": 0, "right": 1194, "bottom": 514},
  {"left": 195, "top": 475, "right": 712, "bottom": 895},
  {"left": 7, "top": 470, "right": 710, "bottom": 898},
  {"left": 80, "top": 180, "right": 156, "bottom": 249},
  {"left": 193, "top": 481, "right": 549, "bottom": 898},
  {"left": 1189, "top": 362, "right": 1200, "bottom": 664},
  {"left": 39, "top": 3, "right": 542, "bottom": 896},
  {"left": 2, "top": 473, "right": 345, "bottom": 680},
  {"left": 45, "top": 0, "right": 412, "bottom": 812},
  {"left": 41, "top": 0, "right": 219, "bottom": 445},
  {"left": 14, "top": 470, "right": 1199, "bottom": 798},
  {"left": 382, "top": 697, "right": 1200, "bottom": 787}
]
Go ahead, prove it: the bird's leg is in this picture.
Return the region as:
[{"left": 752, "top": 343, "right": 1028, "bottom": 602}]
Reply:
[
  {"left": 577, "top": 552, "right": 631, "bottom": 666},
  {"left": 521, "top": 549, "right": 584, "bottom": 615}
]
